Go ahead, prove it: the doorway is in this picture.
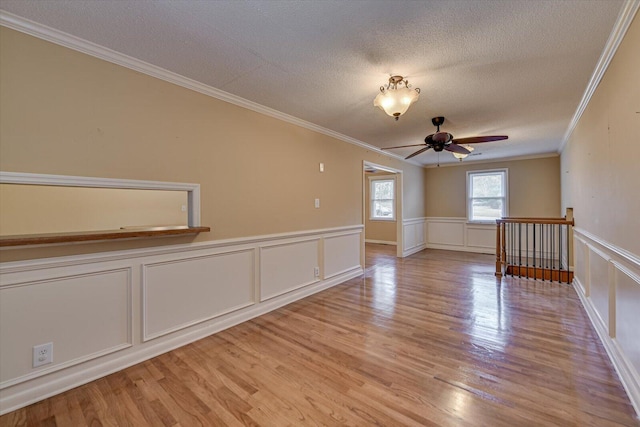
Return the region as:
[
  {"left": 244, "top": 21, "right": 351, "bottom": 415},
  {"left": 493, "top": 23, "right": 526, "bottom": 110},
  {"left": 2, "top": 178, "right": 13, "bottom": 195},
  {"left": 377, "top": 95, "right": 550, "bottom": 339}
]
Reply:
[{"left": 363, "top": 161, "right": 403, "bottom": 260}]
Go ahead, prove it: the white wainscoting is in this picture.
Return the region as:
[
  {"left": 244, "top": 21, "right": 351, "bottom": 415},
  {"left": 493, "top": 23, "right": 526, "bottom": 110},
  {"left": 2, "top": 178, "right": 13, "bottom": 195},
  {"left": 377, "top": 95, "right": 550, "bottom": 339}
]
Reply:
[
  {"left": 260, "top": 238, "right": 319, "bottom": 301},
  {"left": 324, "top": 230, "right": 362, "bottom": 279},
  {"left": 425, "top": 217, "right": 495, "bottom": 254},
  {"left": 143, "top": 249, "right": 256, "bottom": 341},
  {"left": 0, "top": 268, "right": 132, "bottom": 388},
  {"left": 0, "top": 225, "right": 363, "bottom": 415},
  {"left": 402, "top": 217, "right": 427, "bottom": 257},
  {"left": 573, "top": 228, "right": 640, "bottom": 417}
]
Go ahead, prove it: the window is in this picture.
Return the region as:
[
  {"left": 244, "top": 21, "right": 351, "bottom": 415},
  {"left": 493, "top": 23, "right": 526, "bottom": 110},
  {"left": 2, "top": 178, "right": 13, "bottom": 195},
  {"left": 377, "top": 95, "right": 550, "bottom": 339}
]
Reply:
[
  {"left": 369, "top": 177, "right": 395, "bottom": 220},
  {"left": 467, "top": 169, "right": 508, "bottom": 222}
]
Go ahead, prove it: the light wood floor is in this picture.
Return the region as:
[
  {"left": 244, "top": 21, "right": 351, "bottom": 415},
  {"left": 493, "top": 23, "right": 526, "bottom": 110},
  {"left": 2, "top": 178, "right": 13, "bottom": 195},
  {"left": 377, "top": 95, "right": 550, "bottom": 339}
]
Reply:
[{"left": 2, "top": 244, "right": 638, "bottom": 426}]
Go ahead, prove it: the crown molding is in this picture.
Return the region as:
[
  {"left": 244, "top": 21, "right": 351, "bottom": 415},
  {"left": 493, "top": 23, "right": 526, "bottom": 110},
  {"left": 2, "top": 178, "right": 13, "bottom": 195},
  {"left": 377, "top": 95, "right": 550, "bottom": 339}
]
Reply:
[
  {"left": 559, "top": 0, "right": 640, "bottom": 154},
  {"left": 0, "top": 10, "right": 418, "bottom": 167}
]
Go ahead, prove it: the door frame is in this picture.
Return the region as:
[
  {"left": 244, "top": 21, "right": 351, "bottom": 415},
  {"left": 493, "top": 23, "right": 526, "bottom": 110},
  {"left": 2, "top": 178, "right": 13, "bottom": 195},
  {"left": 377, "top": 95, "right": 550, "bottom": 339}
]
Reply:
[{"left": 362, "top": 161, "right": 403, "bottom": 260}]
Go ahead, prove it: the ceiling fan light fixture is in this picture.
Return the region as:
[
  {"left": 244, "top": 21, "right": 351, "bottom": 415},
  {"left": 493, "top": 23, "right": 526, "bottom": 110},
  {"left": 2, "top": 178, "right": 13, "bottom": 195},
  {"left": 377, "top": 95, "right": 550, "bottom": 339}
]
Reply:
[
  {"left": 452, "top": 145, "right": 475, "bottom": 161},
  {"left": 374, "top": 75, "right": 420, "bottom": 120}
]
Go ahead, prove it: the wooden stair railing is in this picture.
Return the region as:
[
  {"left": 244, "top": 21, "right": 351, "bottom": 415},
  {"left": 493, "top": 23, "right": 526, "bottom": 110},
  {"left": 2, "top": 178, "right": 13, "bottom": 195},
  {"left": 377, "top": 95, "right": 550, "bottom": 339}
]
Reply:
[{"left": 495, "top": 217, "right": 574, "bottom": 283}]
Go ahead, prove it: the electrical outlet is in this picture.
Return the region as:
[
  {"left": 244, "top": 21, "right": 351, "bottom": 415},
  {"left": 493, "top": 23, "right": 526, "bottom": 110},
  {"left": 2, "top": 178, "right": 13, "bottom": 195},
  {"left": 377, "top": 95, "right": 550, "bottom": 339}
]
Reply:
[
  {"left": 33, "top": 342, "right": 53, "bottom": 368},
  {"left": 314, "top": 198, "right": 320, "bottom": 208},
  {"left": 314, "top": 267, "right": 320, "bottom": 277}
]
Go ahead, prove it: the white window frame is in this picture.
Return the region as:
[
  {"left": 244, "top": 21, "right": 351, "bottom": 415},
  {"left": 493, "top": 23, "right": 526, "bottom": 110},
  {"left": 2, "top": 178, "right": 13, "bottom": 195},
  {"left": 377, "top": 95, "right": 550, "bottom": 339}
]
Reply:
[
  {"left": 466, "top": 168, "right": 508, "bottom": 223},
  {"left": 369, "top": 176, "right": 396, "bottom": 221}
]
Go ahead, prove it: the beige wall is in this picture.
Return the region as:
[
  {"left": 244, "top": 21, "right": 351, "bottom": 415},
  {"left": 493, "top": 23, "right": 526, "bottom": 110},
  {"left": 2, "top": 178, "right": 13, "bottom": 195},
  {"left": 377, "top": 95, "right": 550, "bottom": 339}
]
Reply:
[
  {"left": 561, "top": 13, "right": 639, "bottom": 255},
  {"left": 364, "top": 172, "right": 397, "bottom": 243},
  {"left": 0, "top": 28, "right": 426, "bottom": 261},
  {"left": 425, "top": 156, "right": 561, "bottom": 218}
]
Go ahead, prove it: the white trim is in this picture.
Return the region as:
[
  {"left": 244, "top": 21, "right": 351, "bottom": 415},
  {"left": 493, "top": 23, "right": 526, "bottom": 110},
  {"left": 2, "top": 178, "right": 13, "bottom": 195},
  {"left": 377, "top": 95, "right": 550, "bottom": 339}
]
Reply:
[
  {"left": 466, "top": 168, "right": 509, "bottom": 222},
  {"left": 0, "top": 171, "right": 198, "bottom": 191},
  {"left": 559, "top": 0, "right": 640, "bottom": 153},
  {"left": 323, "top": 265, "right": 362, "bottom": 281},
  {"left": 424, "top": 244, "right": 491, "bottom": 254},
  {"left": 368, "top": 176, "right": 396, "bottom": 221},
  {"left": 322, "top": 229, "right": 363, "bottom": 239},
  {"left": 402, "top": 217, "right": 428, "bottom": 225},
  {"left": 363, "top": 161, "right": 404, "bottom": 258},
  {"left": 574, "top": 228, "right": 640, "bottom": 267},
  {"left": 0, "top": 171, "right": 202, "bottom": 227},
  {"left": 402, "top": 244, "right": 426, "bottom": 258},
  {"left": 0, "top": 11, "right": 419, "bottom": 168},
  {"left": 0, "top": 224, "right": 364, "bottom": 273},
  {"left": 365, "top": 239, "right": 397, "bottom": 246}
]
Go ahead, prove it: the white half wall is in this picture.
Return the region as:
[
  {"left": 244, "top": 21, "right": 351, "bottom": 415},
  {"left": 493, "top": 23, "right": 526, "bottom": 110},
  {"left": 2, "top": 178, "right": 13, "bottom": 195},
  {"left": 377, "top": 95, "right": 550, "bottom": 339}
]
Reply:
[
  {"left": 143, "top": 249, "right": 255, "bottom": 341},
  {"left": 0, "top": 225, "right": 363, "bottom": 414},
  {"left": 324, "top": 230, "right": 362, "bottom": 279},
  {"left": 402, "top": 217, "right": 427, "bottom": 257},
  {"left": 260, "top": 238, "right": 319, "bottom": 301},
  {"left": 425, "top": 217, "right": 494, "bottom": 254},
  {"left": 573, "top": 228, "right": 640, "bottom": 417},
  {"left": 0, "top": 268, "right": 132, "bottom": 388}
]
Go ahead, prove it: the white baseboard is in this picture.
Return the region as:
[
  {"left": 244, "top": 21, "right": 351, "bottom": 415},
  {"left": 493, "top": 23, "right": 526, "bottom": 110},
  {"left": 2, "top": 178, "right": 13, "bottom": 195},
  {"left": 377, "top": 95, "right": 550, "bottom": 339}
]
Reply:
[
  {"left": 425, "top": 243, "right": 494, "bottom": 255},
  {"left": 403, "top": 243, "right": 427, "bottom": 257},
  {"left": 365, "top": 239, "right": 397, "bottom": 245}
]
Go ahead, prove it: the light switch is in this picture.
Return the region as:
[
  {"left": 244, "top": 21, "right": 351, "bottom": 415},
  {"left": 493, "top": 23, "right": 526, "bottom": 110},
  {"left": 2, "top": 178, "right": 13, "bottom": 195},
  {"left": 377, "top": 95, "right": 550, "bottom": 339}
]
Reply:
[
  {"left": 319, "top": 163, "right": 324, "bottom": 172},
  {"left": 315, "top": 198, "right": 320, "bottom": 208}
]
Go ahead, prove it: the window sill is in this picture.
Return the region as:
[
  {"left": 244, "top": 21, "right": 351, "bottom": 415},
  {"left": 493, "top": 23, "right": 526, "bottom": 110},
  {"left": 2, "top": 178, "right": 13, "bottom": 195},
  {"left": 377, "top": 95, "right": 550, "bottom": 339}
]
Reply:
[
  {"left": 369, "top": 218, "right": 396, "bottom": 222},
  {"left": 0, "top": 226, "right": 211, "bottom": 247}
]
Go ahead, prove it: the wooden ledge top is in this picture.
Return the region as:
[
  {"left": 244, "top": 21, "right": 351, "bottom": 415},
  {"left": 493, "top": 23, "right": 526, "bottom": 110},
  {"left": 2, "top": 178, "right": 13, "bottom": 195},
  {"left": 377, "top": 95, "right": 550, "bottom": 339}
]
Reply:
[{"left": 0, "top": 226, "right": 211, "bottom": 247}]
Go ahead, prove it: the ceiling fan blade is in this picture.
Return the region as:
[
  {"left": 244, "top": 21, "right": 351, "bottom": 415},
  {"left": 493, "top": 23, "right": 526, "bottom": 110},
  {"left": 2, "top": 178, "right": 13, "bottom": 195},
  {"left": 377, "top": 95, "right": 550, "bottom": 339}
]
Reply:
[
  {"left": 381, "top": 143, "right": 427, "bottom": 150},
  {"left": 444, "top": 143, "right": 470, "bottom": 154},
  {"left": 405, "top": 146, "right": 432, "bottom": 159},
  {"left": 452, "top": 135, "right": 508, "bottom": 144}
]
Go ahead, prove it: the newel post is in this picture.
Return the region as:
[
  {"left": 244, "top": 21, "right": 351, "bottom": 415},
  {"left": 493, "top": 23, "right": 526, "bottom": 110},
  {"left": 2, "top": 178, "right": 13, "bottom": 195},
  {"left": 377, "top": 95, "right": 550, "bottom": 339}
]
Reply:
[{"left": 495, "top": 220, "right": 503, "bottom": 277}]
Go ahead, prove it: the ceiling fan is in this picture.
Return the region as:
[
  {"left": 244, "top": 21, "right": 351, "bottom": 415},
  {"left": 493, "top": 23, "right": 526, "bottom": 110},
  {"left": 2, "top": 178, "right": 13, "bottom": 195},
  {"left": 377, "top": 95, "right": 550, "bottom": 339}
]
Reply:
[{"left": 382, "top": 116, "right": 508, "bottom": 160}]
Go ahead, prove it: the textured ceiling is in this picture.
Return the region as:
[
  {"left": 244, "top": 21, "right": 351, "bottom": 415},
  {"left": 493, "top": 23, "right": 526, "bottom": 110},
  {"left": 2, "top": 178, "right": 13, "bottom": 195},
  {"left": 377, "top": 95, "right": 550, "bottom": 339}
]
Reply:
[{"left": 0, "top": 0, "right": 624, "bottom": 166}]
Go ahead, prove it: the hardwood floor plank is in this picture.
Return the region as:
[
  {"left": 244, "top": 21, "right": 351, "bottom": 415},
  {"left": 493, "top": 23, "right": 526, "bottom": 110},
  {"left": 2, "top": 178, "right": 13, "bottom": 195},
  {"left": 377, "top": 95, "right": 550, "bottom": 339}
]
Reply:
[{"left": 1, "top": 244, "right": 638, "bottom": 426}]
